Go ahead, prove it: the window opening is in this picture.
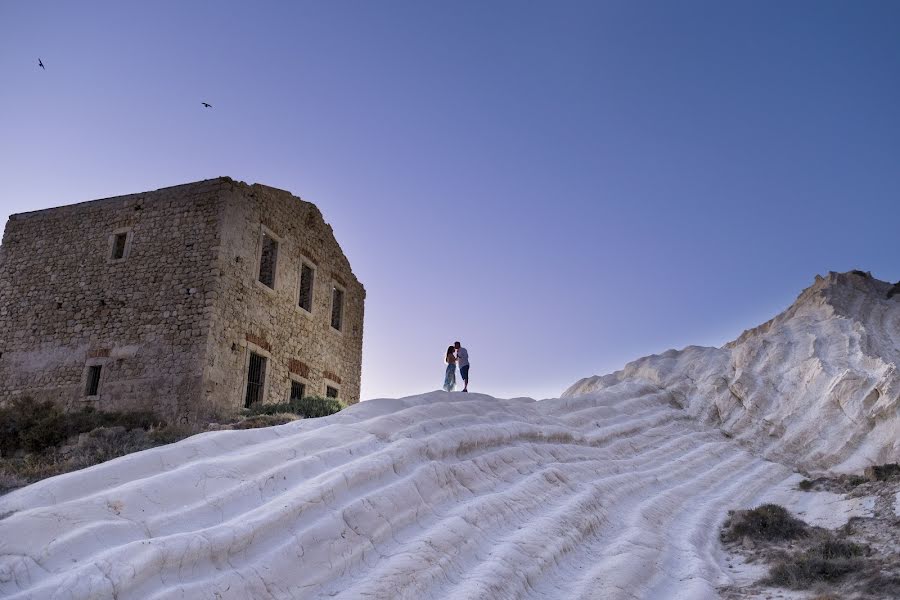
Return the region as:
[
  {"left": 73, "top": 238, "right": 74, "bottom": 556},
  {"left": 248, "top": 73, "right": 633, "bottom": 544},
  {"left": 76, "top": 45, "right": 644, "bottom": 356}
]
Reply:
[
  {"left": 299, "top": 263, "right": 314, "bottom": 312},
  {"left": 331, "top": 286, "right": 344, "bottom": 331},
  {"left": 326, "top": 385, "right": 339, "bottom": 399},
  {"left": 290, "top": 380, "right": 306, "bottom": 402},
  {"left": 111, "top": 233, "right": 128, "bottom": 260},
  {"left": 245, "top": 352, "right": 267, "bottom": 407},
  {"left": 86, "top": 365, "right": 102, "bottom": 396},
  {"left": 258, "top": 233, "right": 279, "bottom": 288}
]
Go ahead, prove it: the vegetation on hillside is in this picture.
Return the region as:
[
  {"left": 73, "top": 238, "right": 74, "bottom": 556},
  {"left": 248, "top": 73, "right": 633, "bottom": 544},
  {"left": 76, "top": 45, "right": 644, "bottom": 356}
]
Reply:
[
  {"left": 0, "top": 395, "right": 345, "bottom": 495},
  {"left": 721, "top": 480, "right": 900, "bottom": 599}
]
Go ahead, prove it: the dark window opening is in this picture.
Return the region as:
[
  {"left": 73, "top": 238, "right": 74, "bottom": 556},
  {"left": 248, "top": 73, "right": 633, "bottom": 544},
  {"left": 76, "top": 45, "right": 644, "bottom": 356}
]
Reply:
[
  {"left": 258, "top": 233, "right": 279, "bottom": 288},
  {"left": 111, "top": 233, "right": 128, "bottom": 260},
  {"left": 245, "top": 352, "right": 267, "bottom": 407},
  {"left": 326, "top": 386, "right": 339, "bottom": 399},
  {"left": 331, "top": 286, "right": 344, "bottom": 331},
  {"left": 86, "top": 365, "right": 102, "bottom": 396},
  {"left": 299, "top": 263, "right": 314, "bottom": 312},
  {"left": 290, "top": 380, "right": 306, "bottom": 402}
]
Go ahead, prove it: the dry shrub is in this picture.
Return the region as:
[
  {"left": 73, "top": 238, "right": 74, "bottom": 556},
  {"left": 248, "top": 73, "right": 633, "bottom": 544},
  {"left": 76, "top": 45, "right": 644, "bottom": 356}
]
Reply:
[
  {"left": 0, "top": 398, "right": 161, "bottom": 456},
  {"left": 148, "top": 424, "right": 198, "bottom": 445},
  {"left": 722, "top": 504, "right": 809, "bottom": 542},
  {"left": 863, "top": 463, "right": 900, "bottom": 482},
  {"left": 0, "top": 470, "right": 28, "bottom": 496},
  {"left": 0, "top": 404, "right": 194, "bottom": 495},
  {"left": 764, "top": 531, "right": 870, "bottom": 590},
  {"left": 231, "top": 413, "right": 299, "bottom": 430},
  {"left": 246, "top": 396, "right": 344, "bottom": 419},
  {"left": 766, "top": 555, "right": 863, "bottom": 589}
]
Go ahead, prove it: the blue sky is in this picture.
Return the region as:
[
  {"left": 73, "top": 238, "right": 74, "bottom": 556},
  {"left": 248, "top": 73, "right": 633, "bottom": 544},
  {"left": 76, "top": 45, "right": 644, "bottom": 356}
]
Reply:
[{"left": 1, "top": 1, "right": 898, "bottom": 400}]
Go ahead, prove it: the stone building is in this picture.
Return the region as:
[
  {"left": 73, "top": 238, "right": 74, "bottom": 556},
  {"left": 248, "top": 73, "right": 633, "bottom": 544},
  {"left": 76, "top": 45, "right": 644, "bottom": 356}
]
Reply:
[{"left": 0, "top": 177, "right": 365, "bottom": 421}]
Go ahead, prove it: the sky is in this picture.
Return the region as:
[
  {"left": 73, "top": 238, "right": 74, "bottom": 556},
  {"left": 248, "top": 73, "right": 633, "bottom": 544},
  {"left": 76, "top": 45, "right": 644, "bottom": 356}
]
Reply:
[{"left": 1, "top": 1, "right": 898, "bottom": 401}]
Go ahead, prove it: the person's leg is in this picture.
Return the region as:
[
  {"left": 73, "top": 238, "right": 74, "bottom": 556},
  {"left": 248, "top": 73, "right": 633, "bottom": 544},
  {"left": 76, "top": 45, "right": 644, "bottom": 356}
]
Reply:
[{"left": 460, "top": 365, "right": 469, "bottom": 391}]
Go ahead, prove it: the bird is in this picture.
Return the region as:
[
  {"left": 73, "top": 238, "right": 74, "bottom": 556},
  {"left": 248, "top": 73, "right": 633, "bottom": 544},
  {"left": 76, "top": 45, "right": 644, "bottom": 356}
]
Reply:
[
  {"left": 38, "top": 58, "right": 45, "bottom": 70},
  {"left": 202, "top": 102, "right": 212, "bottom": 108}
]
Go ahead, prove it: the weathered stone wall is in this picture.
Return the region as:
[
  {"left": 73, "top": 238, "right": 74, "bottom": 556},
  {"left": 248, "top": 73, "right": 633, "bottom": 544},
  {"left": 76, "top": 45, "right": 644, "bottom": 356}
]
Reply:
[
  {"left": 0, "top": 180, "right": 228, "bottom": 419},
  {"left": 202, "top": 182, "right": 365, "bottom": 410},
  {"left": 0, "top": 177, "right": 364, "bottom": 420}
]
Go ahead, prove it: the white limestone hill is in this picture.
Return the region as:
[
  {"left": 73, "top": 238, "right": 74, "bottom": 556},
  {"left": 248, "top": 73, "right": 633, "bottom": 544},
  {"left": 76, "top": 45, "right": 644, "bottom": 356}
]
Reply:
[
  {"left": 565, "top": 271, "right": 900, "bottom": 474},
  {"left": 1, "top": 271, "right": 897, "bottom": 599}
]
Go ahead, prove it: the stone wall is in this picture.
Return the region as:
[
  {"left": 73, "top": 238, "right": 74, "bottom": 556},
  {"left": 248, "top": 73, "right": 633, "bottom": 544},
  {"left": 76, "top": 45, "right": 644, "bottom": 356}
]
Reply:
[
  {"left": 0, "top": 180, "right": 227, "bottom": 419},
  {"left": 0, "top": 177, "right": 365, "bottom": 421},
  {"left": 202, "top": 182, "right": 365, "bottom": 411}
]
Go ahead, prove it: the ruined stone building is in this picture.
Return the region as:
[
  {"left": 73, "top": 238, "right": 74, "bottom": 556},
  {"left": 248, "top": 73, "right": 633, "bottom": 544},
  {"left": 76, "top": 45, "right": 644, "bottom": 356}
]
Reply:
[{"left": 0, "top": 177, "right": 365, "bottom": 420}]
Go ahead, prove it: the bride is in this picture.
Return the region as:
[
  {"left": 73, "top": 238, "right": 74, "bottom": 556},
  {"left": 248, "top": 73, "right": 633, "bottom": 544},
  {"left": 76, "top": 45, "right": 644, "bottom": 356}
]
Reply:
[{"left": 443, "top": 345, "right": 457, "bottom": 392}]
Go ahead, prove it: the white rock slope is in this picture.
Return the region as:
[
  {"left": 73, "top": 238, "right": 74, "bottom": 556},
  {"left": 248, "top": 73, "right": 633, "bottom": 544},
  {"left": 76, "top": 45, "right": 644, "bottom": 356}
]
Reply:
[
  {"left": 1, "top": 390, "right": 792, "bottom": 599},
  {"left": 1, "top": 271, "right": 896, "bottom": 599},
  {"left": 566, "top": 272, "right": 900, "bottom": 474}
]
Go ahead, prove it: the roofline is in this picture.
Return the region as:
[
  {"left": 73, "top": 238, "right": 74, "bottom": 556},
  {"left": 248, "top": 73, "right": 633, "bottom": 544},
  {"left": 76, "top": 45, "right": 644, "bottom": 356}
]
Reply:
[{"left": 7, "top": 177, "right": 238, "bottom": 220}]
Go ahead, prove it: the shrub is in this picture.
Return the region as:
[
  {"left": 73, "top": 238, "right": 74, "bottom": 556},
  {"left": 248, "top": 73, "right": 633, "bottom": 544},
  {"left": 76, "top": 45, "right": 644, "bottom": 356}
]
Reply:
[
  {"left": 247, "top": 395, "right": 345, "bottom": 419},
  {"left": 231, "top": 413, "right": 299, "bottom": 430},
  {"left": 0, "top": 470, "right": 28, "bottom": 496},
  {"left": 863, "top": 463, "right": 900, "bottom": 482},
  {"left": 0, "top": 398, "right": 162, "bottom": 455},
  {"left": 722, "top": 504, "right": 808, "bottom": 542},
  {"left": 766, "top": 554, "right": 863, "bottom": 589},
  {"left": 798, "top": 479, "right": 814, "bottom": 491},
  {"left": 809, "top": 539, "right": 867, "bottom": 560},
  {"left": 148, "top": 424, "right": 196, "bottom": 445},
  {"left": 845, "top": 475, "right": 868, "bottom": 487}
]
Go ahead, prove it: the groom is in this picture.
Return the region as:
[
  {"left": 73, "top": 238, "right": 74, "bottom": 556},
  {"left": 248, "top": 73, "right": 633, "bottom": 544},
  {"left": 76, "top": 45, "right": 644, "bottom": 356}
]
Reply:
[{"left": 454, "top": 341, "right": 469, "bottom": 392}]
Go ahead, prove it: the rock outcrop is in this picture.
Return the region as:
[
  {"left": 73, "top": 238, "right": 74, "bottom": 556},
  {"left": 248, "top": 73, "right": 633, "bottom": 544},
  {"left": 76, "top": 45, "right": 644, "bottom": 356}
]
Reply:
[{"left": 564, "top": 271, "right": 900, "bottom": 474}]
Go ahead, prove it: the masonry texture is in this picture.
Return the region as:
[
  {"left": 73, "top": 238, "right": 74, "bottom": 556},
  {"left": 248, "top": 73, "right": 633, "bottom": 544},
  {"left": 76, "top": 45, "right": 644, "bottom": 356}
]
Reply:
[{"left": 0, "top": 178, "right": 364, "bottom": 421}]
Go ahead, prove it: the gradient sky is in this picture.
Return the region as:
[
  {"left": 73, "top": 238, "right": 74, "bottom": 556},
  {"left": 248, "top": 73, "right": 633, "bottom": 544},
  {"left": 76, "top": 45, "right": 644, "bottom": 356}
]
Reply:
[{"left": 1, "top": 1, "right": 898, "bottom": 401}]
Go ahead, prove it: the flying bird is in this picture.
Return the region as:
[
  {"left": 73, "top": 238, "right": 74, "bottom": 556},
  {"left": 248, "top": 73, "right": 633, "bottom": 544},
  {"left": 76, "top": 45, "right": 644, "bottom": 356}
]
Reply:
[
  {"left": 202, "top": 102, "right": 212, "bottom": 108},
  {"left": 38, "top": 58, "right": 45, "bottom": 70}
]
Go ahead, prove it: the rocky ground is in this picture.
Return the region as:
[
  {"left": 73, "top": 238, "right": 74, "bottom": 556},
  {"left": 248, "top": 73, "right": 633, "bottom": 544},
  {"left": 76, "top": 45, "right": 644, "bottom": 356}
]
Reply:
[{"left": 720, "top": 467, "right": 900, "bottom": 599}]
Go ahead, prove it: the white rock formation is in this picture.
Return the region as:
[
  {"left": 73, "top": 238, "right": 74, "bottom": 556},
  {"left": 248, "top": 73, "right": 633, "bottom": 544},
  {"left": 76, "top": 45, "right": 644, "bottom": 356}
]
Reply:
[
  {"left": 0, "top": 391, "right": 793, "bottom": 599},
  {"left": 1, "top": 271, "right": 896, "bottom": 599},
  {"left": 565, "top": 271, "right": 900, "bottom": 474}
]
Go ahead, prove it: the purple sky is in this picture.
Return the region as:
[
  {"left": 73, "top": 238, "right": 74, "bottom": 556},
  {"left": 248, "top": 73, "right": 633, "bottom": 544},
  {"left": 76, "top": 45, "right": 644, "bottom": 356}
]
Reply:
[{"left": 2, "top": 1, "right": 898, "bottom": 400}]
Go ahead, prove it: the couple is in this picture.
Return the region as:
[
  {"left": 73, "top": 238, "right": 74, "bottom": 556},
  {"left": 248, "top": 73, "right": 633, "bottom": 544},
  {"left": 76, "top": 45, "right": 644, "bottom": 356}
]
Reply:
[{"left": 443, "top": 341, "right": 470, "bottom": 392}]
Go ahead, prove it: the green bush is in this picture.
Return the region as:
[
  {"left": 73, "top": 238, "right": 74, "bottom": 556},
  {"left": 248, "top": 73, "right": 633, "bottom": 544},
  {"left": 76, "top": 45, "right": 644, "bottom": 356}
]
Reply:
[
  {"left": 722, "top": 504, "right": 808, "bottom": 542},
  {"left": 246, "top": 395, "right": 345, "bottom": 419}
]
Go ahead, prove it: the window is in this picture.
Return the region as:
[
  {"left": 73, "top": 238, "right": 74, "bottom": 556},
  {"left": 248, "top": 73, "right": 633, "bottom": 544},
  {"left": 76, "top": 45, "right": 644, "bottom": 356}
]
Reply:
[
  {"left": 331, "top": 285, "right": 344, "bottom": 331},
  {"left": 298, "top": 263, "right": 314, "bottom": 312},
  {"left": 108, "top": 229, "right": 132, "bottom": 261},
  {"left": 326, "top": 385, "right": 339, "bottom": 399},
  {"left": 86, "top": 365, "right": 102, "bottom": 396},
  {"left": 245, "top": 352, "right": 267, "bottom": 407},
  {"left": 258, "top": 232, "right": 279, "bottom": 288},
  {"left": 111, "top": 233, "right": 128, "bottom": 260},
  {"left": 290, "top": 380, "right": 306, "bottom": 402}
]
